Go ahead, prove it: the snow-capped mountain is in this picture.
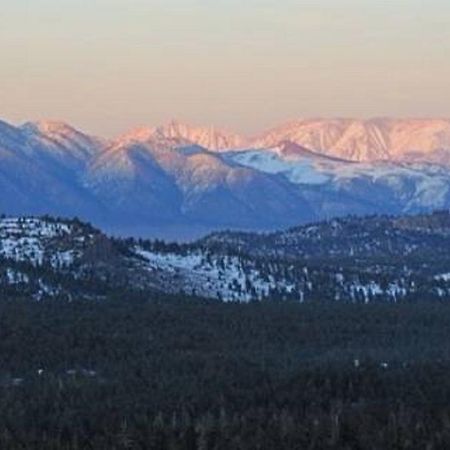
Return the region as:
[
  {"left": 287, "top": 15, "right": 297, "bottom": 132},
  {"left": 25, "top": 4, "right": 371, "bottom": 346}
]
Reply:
[
  {"left": 0, "top": 120, "right": 102, "bottom": 220},
  {"left": 85, "top": 137, "right": 313, "bottom": 229},
  {"left": 1, "top": 116, "right": 450, "bottom": 238},
  {"left": 254, "top": 118, "right": 450, "bottom": 163},
  {"left": 225, "top": 141, "right": 450, "bottom": 216},
  {"left": 119, "top": 118, "right": 450, "bottom": 163},
  {"left": 121, "top": 120, "right": 247, "bottom": 151},
  {"left": 22, "top": 120, "right": 103, "bottom": 157}
]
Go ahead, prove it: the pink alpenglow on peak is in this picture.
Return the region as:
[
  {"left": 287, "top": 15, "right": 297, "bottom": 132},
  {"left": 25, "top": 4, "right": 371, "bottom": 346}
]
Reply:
[
  {"left": 119, "top": 120, "right": 248, "bottom": 152},
  {"left": 254, "top": 118, "right": 450, "bottom": 163},
  {"left": 1, "top": 116, "right": 450, "bottom": 238},
  {"left": 116, "top": 118, "right": 450, "bottom": 163}
]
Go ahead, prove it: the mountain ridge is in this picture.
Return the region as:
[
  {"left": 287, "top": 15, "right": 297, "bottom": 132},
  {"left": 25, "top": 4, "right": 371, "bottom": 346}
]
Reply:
[{"left": 2, "top": 117, "right": 450, "bottom": 238}]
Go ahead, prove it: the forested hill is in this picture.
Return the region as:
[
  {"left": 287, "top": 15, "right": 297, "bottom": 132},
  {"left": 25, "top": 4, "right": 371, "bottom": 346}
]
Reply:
[
  {"left": 0, "top": 211, "right": 450, "bottom": 303},
  {"left": 200, "top": 210, "right": 450, "bottom": 259}
]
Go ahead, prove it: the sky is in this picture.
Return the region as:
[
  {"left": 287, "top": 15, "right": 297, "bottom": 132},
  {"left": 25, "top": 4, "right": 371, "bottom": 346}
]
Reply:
[{"left": 1, "top": 0, "right": 449, "bottom": 137}]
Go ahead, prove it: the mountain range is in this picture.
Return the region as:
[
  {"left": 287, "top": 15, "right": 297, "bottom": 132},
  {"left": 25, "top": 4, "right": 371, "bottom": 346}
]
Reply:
[{"left": 1, "top": 117, "right": 450, "bottom": 238}]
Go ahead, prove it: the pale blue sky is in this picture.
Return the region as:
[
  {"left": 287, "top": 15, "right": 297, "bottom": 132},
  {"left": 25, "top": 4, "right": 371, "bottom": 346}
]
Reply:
[{"left": 1, "top": 0, "right": 449, "bottom": 136}]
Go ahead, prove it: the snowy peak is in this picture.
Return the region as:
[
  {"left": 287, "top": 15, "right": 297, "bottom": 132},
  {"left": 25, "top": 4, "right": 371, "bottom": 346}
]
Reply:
[
  {"left": 3, "top": 116, "right": 450, "bottom": 238},
  {"left": 255, "top": 118, "right": 450, "bottom": 162},
  {"left": 254, "top": 118, "right": 391, "bottom": 161},
  {"left": 118, "top": 126, "right": 156, "bottom": 144},
  {"left": 22, "top": 120, "right": 103, "bottom": 161},
  {"left": 22, "top": 119, "right": 78, "bottom": 136},
  {"left": 387, "top": 119, "right": 450, "bottom": 159},
  {"left": 9, "top": 117, "right": 450, "bottom": 163},
  {"left": 120, "top": 120, "right": 247, "bottom": 151},
  {"left": 156, "top": 120, "right": 247, "bottom": 150},
  {"left": 117, "top": 125, "right": 194, "bottom": 151},
  {"left": 254, "top": 119, "right": 354, "bottom": 155}
]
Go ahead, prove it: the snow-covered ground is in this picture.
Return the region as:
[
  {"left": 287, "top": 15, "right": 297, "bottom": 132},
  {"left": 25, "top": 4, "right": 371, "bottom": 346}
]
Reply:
[
  {"left": 0, "top": 215, "right": 448, "bottom": 304},
  {"left": 0, "top": 218, "right": 77, "bottom": 267},
  {"left": 225, "top": 144, "right": 450, "bottom": 211},
  {"left": 136, "top": 248, "right": 297, "bottom": 302},
  {"left": 435, "top": 273, "right": 450, "bottom": 282}
]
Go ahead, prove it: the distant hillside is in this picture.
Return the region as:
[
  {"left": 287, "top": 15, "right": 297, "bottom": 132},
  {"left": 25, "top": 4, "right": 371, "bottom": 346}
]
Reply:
[{"left": 1, "top": 211, "right": 450, "bottom": 303}]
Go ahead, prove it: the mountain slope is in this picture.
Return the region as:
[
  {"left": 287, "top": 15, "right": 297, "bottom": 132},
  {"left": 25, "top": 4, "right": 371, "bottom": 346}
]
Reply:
[
  {"left": 85, "top": 137, "right": 315, "bottom": 229},
  {"left": 1, "top": 117, "right": 450, "bottom": 238},
  {"left": 225, "top": 141, "right": 450, "bottom": 217},
  {"left": 0, "top": 121, "right": 102, "bottom": 219},
  {"left": 22, "top": 120, "right": 103, "bottom": 163}
]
